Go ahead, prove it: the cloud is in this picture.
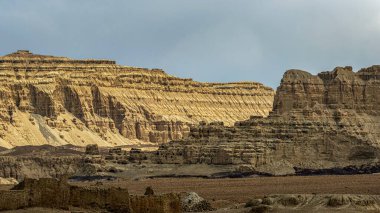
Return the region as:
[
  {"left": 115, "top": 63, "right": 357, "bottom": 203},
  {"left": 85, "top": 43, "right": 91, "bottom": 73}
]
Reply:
[{"left": 0, "top": 0, "right": 380, "bottom": 88}]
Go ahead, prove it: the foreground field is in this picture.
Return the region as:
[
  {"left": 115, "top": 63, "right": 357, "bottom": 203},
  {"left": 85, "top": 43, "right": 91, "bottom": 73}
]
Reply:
[
  {"left": 122, "top": 174, "right": 380, "bottom": 203},
  {"left": 2, "top": 174, "right": 380, "bottom": 212}
]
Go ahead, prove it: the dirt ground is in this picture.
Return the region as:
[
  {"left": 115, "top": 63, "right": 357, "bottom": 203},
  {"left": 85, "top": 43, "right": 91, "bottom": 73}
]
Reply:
[
  {"left": 119, "top": 174, "right": 380, "bottom": 203},
  {"left": 2, "top": 174, "right": 380, "bottom": 212},
  {"left": 3, "top": 174, "right": 379, "bottom": 203}
]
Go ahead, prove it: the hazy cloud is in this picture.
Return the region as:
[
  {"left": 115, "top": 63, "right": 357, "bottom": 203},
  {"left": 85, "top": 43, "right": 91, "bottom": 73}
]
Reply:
[{"left": 1, "top": 0, "right": 380, "bottom": 88}]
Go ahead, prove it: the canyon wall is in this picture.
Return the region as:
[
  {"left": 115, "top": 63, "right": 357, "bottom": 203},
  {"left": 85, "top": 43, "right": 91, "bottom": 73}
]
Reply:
[
  {"left": 0, "top": 50, "right": 274, "bottom": 148},
  {"left": 157, "top": 66, "right": 380, "bottom": 172}
]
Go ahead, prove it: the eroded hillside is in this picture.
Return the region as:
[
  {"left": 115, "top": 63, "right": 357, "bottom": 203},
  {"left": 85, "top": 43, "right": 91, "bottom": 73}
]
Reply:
[
  {"left": 157, "top": 66, "right": 380, "bottom": 173},
  {"left": 0, "top": 50, "right": 274, "bottom": 148}
]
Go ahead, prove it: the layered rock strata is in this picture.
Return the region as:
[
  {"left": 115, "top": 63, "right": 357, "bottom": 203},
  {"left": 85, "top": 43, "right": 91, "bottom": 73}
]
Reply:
[
  {"left": 0, "top": 50, "right": 274, "bottom": 148},
  {"left": 0, "top": 156, "right": 83, "bottom": 181},
  {"left": 157, "top": 66, "right": 380, "bottom": 171}
]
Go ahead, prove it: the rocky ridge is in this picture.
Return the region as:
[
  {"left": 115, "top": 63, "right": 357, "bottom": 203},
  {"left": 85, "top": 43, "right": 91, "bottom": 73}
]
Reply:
[
  {"left": 243, "top": 194, "right": 380, "bottom": 213},
  {"left": 156, "top": 66, "right": 380, "bottom": 172},
  {"left": 0, "top": 50, "right": 274, "bottom": 148}
]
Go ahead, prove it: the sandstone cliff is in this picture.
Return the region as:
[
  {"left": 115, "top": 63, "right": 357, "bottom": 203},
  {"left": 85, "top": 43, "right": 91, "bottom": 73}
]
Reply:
[
  {"left": 157, "top": 66, "right": 380, "bottom": 172},
  {"left": 0, "top": 50, "right": 274, "bottom": 148}
]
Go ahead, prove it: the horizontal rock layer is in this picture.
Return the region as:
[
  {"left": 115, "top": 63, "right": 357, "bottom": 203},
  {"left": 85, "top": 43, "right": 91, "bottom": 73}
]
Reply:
[
  {"left": 157, "top": 66, "right": 380, "bottom": 171},
  {"left": 0, "top": 156, "right": 83, "bottom": 180},
  {"left": 273, "top": 66, "right": 380, "bottom": 115},
  {"left": 0, "top": 50, "right": 274, "bottom": 148}
]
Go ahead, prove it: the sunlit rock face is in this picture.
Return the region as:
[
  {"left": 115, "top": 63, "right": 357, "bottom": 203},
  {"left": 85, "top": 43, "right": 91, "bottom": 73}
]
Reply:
[
  {"left": 157, "top": 66, "right": 380, "bottom": 171},
  {"left": 0, "top": 50, "right": 274, "bottom": 148},
  {"left": 273, "top": 66, "right": 380, "bottom": 115}
]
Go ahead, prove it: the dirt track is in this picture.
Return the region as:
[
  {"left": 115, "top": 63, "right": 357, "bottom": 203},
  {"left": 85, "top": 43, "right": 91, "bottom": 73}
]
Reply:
[{"left": 122, "top": 174, "right": 380, "bottom": 203}]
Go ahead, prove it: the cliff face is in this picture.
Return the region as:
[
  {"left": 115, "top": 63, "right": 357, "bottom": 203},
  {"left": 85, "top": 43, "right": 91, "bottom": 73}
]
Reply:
[
  {"left": 157, "top": 66, "right": 380, "bottom": 172},
  {"left": 273, "top": 66, "right": 380, "bottom": 115},
  {"left": 0, "top": 156, "right": 83, "bottom": 181},
  {"left": 0, "top": 50, "right": 274, "bottom": 148}
]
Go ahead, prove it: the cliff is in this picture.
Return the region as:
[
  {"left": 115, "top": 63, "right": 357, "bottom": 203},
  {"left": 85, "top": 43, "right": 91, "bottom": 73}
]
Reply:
[
  {"left": 273, "top": 66, "right": 380, "bottom": 115},
  {"left": 156, "top": 66, "right": 380, "bottom": 173},
  {"left": 0, "top": 50, "right": 274, "bottom": 148}
]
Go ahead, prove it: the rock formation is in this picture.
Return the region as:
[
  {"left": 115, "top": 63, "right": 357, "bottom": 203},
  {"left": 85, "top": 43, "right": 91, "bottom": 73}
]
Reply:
[
  {"left": 0, "top": 177, "right": 18, "bottom": 185},
  {"left": 85, "top": 144, "right": 100, "bottom": 155},
  {"left": 0, "top": 156, "right": 83, "bottom": 181},
  {"left": 245, "top": 194, "right": 380, "bottom": 212},
  {"left": 0, "top": 177, "right": 181, "bottom": 213},
  {"left": 0, "top": 50, "right": 274, "bottom": 148},
  {"left": 156, "top": 66, "right": 380, "bottom": 172},
  {"left": 181, "top": 192, "right": 214, "bottom": 212}
]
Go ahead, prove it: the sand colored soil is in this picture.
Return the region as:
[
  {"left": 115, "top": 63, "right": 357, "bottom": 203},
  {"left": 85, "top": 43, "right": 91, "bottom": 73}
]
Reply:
[{"left": 120, "top": 174, "right": 380, "bottom": 203}]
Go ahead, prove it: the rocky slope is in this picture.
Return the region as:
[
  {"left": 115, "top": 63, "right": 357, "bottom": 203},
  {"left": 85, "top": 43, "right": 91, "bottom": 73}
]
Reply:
[
  {"left": 0, "top": 50, "right": 274, "bottom": 148},
  {"left": 243, "top": 194, "right": 380, "bottom": 213},
  {"left": 157, "top": 66, "right": 380, "bottom": 173}
]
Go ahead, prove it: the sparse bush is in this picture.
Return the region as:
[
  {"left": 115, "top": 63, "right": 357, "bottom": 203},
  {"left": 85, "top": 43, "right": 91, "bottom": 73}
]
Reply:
[{"left": 245, "top": 199, "right": 262, "bottom": 207}]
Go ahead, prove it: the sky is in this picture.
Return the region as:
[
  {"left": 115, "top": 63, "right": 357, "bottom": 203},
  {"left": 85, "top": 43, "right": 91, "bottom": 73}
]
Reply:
[{"left": 1, "top": 0, "right": 380, "bottom": 88}]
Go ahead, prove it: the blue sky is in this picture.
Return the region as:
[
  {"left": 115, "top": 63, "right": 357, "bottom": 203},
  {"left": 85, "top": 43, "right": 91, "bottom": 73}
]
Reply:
[{"left": 1, "top": 0, "right": 380, "bottom": 88}]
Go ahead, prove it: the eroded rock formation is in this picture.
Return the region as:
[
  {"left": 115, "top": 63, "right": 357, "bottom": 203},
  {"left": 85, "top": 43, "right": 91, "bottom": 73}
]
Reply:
[
  {"left": 0, "top": 178, "right": 181, "bottom": 213},
  {"left": 245, "top": 194, "right": 380, "bottom": 212},
  {"left": 156, "top": 66, "right": 380, "bottom": 172},
  {"left": 0, "top": 50, "right": 274, "bottom": 148},
  {"left": 0, "top": 156, "right": 83, "bottom": 181}
]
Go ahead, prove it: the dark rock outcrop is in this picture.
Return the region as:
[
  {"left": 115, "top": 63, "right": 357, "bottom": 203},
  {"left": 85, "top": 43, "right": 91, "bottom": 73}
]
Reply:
[{"left": 85, "top": 144, "right": 100, "bottom": 155}]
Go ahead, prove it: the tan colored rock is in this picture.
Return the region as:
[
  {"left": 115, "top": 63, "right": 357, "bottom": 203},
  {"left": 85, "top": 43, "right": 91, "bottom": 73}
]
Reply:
[
  {"left": 0, "top": 156, "right": 83, "bottom": 181},
  {"left": 0, "top": 50, "right": 274, "bottom": 148},
  {"left": 156, "top": 66, "right": 380, "bottom": 171},
  {"left": 273, "top": 66, "right": 380, "bottom": 115},
  {"left": 0, "top": 177, "right": 18, "bottom": 185},
  {"left": 246, "top": 194, "right": 380, "bottom": 212},
  {"left": 0, "top": 177, "right": 181, "bottom": 213}
]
